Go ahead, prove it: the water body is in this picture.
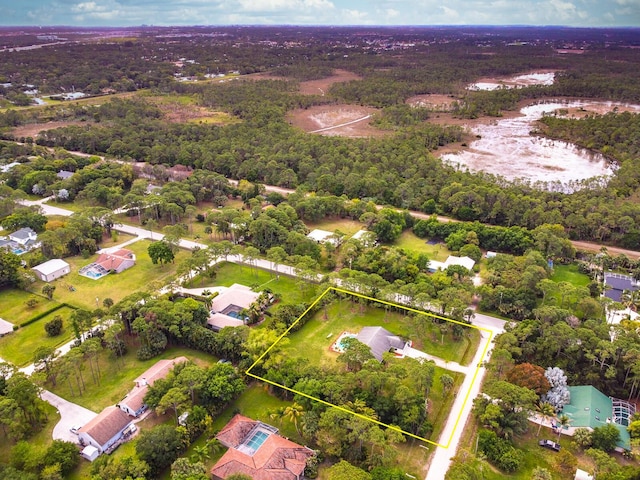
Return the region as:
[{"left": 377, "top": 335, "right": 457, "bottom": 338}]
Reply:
[
  {"left": 468, "top": 72, "right": 556, "bottom": 91},
  {"left": 441, "top": 100, "right": 640, "bottom": 190}
]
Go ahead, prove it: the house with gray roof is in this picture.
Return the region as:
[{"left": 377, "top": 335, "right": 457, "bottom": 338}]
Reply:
[
  {"left": 57, "top": 170, "right": 74, "bottom": 180},
  {"left": 356, "top": 326, "right": 408, "bottom": 361},
  {"left": 604, "top": 273, "right": 639, "bottom": 303}
]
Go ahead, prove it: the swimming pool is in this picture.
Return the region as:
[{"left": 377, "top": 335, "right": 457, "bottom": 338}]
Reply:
[
  {"left": 331, "top": 332, "right": 357, "bottom": 353},
  {"left": 245, "top": 430, "right": 269, "bottom": 453}
]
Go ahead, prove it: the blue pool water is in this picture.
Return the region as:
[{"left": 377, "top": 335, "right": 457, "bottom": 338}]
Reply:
[
  {"left": 226, "top": 310, "right": 241, "bottom": 319},
  {"left": 246, "top": 430, "right": 269, "bottom": 452}
]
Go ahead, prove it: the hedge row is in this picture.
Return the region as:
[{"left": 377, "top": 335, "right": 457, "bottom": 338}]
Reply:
[{"left": 19, "top": 302, "right": 77, "bottom": 328}]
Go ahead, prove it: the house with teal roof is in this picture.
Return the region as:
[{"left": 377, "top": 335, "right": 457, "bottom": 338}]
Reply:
[{"left": 560, "top": 385, "right": 632, "bottom": 451}]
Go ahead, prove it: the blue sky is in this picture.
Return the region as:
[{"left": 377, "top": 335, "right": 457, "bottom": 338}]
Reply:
[{"left": 1, "top": 0, "right": 639, "bottom": 27}]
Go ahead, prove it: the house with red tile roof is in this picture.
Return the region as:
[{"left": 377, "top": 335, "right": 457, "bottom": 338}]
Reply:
[
  {"left": 212, "top": 414, "right": 315, "bottom": 480},
  {"left": 118, "top": 356, "right": 188, "bottom": 417},
  {"left": 79, "top": 248, "right": 136, "bottom": 279}
]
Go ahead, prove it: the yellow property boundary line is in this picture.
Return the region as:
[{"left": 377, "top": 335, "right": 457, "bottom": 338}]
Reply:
[{"left": 246, "top": 286, "right": 493, "bottom": 448}]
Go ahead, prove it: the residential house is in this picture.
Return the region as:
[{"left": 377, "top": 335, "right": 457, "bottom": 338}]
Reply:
[
  {"left": 604, "top": 272, "right": 639, "bottom": 303},
  {"left": 32, "top": 259, "right": 70, "bottom": 282},
  {"left": 79, "top": 248, "right": 136, "bottom": 279},
  {"left": 307, "top": 229, "right": 340, "bottom": 246},
  {"left": 427, "top": 255, "right": 476, "bottom": 273},
  {"left": 9, "top": 227, "right": 38, "bottom": 246},
  {"left": 118, "top": 356, "right": 189, "bottom": 417},
  {"left": 356, "top": 326, "right": 409, "bottom": 362},
  {"left": 77, "top": 406, "right": 134, "bottom": 457},
  {"left": 560, "top": 385, "right": 633, "bottom": 451},
  {"left": 56, "top": 170, "right": 74, "bottom": 180},
  {"left": 207, "top": 284, "right": 261, "bottom": 331},
  {"left": 211, "top": 414, "right": 314, "bottom": 480}
]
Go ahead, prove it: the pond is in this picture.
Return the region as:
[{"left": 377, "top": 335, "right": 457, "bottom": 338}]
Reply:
[{"left": 440, "top": 99, "right": 640, "bottom": 190}]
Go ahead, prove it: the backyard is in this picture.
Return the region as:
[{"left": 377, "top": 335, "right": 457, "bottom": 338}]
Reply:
[
  {"left": 48, "top": 344, "right": 217, "bottom": 412},
  {"left": 194, "top": 261, "right": 321, "bottom": 305},
  {"left": 550, "top": 263, "right": 591, "bottom": 287},
  {"left": 28, "top": 239, "right": 190, "bottom": 310},
  {"left": 396, "top": 230, "right": 453, "bottom": 262},
  {"left": 0, "top": 306, "right": 76, "bottom": 366},
  {"left": 283, "top": 295, "right": 480, "bottom": 366}
]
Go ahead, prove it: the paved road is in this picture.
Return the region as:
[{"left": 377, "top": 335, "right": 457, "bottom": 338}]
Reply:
[
  {"left": 426, "top": 317, "right": 505, "bottom": 480},
  {"left": 40, "top": 390, "right": 97, "bottom": 443}
]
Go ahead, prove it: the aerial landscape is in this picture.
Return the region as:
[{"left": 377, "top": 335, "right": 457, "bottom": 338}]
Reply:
[{"left": 1, "top": 4, "right": 640, "bottom": 480}]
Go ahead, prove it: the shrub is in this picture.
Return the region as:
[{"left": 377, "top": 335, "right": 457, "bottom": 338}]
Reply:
[{"left": 44, "top": 316, "right": 63, "bottom": 337}]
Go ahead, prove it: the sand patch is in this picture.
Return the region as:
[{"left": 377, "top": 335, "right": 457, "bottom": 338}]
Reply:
[
  {"left": 11, "top": 121, "right": 90, "bottom": 138},
  {"left": 298, "top": 69, "right": 361, "bottom": 96},
  {"left": 407, "top": 94, "right": 458, "bottom": 111},
  {"left": 288, "top": 104, "right": 384, "bottom": 138}
]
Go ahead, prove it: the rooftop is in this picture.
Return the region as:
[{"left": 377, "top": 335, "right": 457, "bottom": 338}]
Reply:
[
  {"left": 32, "top": 258, "right": 70, "bottom": 276},
  {"left": 356, "top": 326, "right": 407, "bottom": 362},
  {"left": 78, "top": 406, "right": 132, "bottom": 446},
  {"left": 213, "top": 414, "right": 314, "bottom": 480}
]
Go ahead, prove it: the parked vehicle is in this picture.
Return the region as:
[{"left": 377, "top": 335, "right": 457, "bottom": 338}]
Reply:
[{"left": 538, "top": 439, "right": 561, "bottom": 451}]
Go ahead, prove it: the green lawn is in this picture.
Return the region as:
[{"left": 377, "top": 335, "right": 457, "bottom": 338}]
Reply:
[
  {"left": 0, "top": 306, "right": 76, "bottom": 366},
  {"left": 48, "top": 345, "right": 217, "bottom": 412},
  {"left": 195, "top": 261, "right": 320, "bottom": 305},
  {"left": 550, "top": 264, "right": 591, "bottom": 287},
  {"left": 283, "top": 297, "right": 478, "bottom": 366},
  {"left": 396, "top": 230, "right": 452, "bottom": 261},
  {"left": 28, "top": 240, "right": 190, "bottom": 310},
  {"left": 0, "top": 288, "right": 62, "bottom": 325},
  {"left": 305, "top": 217, "right": 365, "bottom": 237}
]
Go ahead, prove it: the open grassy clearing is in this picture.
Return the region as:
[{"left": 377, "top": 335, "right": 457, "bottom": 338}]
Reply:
[
  {"left": 194, "top": 261, "right": 320, "bottom": 305},
  {"left": 0, "top": 306, "right": 76, "bottom": 366},
  {"left": 550, "top": 263, "right": 591, "bottom": 287},
  {"left": 28, "top": 239, "right": 190, "bottom": 310},
  {"left": 0, "top": 288, "right": 61, "bottom": 325},
  {"left": 49, "top": 344, "right": 217, "bottom": 412},
  {"left": 305, "top": 217, "right": 365, "bottom": 237},
  {"left": 396, "top": 230, "right": 452, "bottom": 262},
  {"left": 283, "top": 297, "right": 478, "bottom": 366}
]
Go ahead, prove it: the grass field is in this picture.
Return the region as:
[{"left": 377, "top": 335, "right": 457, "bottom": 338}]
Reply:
[
  {"left": 0, "top": 306, "right": 76, "bottom": 366},
  {"left": 0, "top": 288, "right": 61, "bottom": 325},
  {"left": 28, "top": 240, "right": 190, "bottom": 310},
  {"left": 550, "top": 264, "right": 591, "bottom": 287},
  {"left": 195, "top": 261, "right": 320, "bottom": 305},
  {"left": 283, "top": 296, "right": 478, "bottom": 366},
  {"left": 396, "top": 230, "right": 452, "bottom": 261},
  {"left": 254, "top": 293, "right": 470, "bottom": 446},
  {"left": 49, "top": 344, "right": 217, "bottom": 412},
  {"left": 306, "top": 217, "right": 365, "bottom": 237}
]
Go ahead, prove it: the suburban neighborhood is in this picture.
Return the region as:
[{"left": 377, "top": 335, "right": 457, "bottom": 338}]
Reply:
[{"left": 2, "top": 23, "right": 640, "bottom": 480}]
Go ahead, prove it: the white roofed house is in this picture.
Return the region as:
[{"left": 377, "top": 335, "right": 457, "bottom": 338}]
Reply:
[
  {"left": 77, "top": 406, "right": 134, "bottom": 458},
  {"left": 32, "top": 259, "right": 70, "bottom": 282},
  {"left": 118, "top": 356, "right": 189, "bottom": 417},
  {"left": 207, "top": 283, "right": 261, "bottom": 331},
  {"left": 427, "top": 255, "right": 475, "bottom": 273}
]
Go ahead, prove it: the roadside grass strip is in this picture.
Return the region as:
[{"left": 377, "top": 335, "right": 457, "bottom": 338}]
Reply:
[{"left": 246, "top": 286, "right": 493, "bottom": 448}]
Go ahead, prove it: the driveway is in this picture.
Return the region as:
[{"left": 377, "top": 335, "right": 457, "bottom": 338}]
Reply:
[{"left": 40, "top": 389, "right": 97, "bottom": 443}]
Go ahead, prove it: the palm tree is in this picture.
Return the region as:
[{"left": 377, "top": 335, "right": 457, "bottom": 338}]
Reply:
[
  {"left": 556, "top": 414, "right": 571, "bottom": 443},
  {"left": 283, "top": 403, "right": 304, "bottom": 436},
  {"left": 191, "top": 444, "right": 210, "bottom": 463},
  {"left": 535, "top": 402, "right": 556, "bottom": 437}
]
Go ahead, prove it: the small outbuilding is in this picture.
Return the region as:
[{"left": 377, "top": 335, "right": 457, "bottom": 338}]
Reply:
[
  {"left": 32, "top": 259, "right": 71, "bottom": 282},
  {"left": 80, "top": 445, "right": 100, "bottom": 462}
]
